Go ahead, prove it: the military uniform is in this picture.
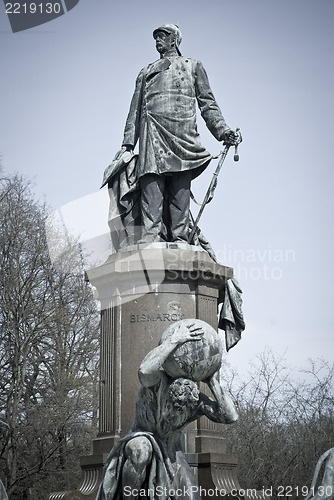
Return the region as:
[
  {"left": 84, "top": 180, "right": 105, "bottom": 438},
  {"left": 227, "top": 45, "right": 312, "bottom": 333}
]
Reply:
[{"left": 122, "top": 50, "right": 230, "bottom": 242}]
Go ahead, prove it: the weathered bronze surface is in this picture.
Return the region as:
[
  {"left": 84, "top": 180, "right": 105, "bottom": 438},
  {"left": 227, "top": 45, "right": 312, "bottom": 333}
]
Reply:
[
  {"left": 96, "top": 319, "right": 238, "bottom": 500},
  {"left": 106, "top": 24, "right": 240, "bottom": 250}
]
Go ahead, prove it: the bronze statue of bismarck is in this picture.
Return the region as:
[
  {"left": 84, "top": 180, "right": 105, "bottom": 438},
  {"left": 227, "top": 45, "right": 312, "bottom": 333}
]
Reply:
[{"left": 105, "top": 24, "right": 239, "bottom": 250}]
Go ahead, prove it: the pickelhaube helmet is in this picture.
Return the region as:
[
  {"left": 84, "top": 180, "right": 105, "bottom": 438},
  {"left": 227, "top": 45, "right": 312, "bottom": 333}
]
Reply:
[{"left": 153, "top": 24, "right": 182, "bottom": 56}]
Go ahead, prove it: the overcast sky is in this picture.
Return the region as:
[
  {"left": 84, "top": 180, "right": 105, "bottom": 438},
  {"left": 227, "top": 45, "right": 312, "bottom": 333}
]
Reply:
[{"left": 1, "top": 0, "right": 333, "bottom": 379}]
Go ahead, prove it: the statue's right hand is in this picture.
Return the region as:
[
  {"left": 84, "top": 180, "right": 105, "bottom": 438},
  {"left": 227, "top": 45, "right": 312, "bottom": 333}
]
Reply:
[{"left": 170, "top": 322, "right": 204, "bottom": 345}]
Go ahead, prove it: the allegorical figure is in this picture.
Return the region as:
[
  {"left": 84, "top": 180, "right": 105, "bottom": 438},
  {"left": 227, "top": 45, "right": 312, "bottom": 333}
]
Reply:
[
  {"left": 96, "top": 320, "right": 238, "bottom": 500},
  {"left": 104, "top": 24, "right": 239, "bottom": 249}
]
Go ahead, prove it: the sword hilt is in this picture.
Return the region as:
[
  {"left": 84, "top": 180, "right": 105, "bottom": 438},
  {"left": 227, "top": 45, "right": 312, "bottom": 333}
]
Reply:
[
  {"left": 234, "top": 127, "right": 242, "bottom": 162},
  {"left": 234, "top": 145, "right": 239, "bottom": 162}
]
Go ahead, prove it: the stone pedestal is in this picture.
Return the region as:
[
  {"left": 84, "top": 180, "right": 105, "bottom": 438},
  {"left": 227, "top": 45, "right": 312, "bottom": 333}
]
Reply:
[
  {"left": 90, "top": 246, "right": 232, "bottom": 443},
  {"left": 49, "top": 245, "right": 245, "bottom": 500}
]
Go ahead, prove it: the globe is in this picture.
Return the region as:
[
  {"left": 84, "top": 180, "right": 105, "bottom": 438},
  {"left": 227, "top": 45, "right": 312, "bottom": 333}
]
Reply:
[{"left": 161, "top": 319, "right": 223, "bottom": 382}]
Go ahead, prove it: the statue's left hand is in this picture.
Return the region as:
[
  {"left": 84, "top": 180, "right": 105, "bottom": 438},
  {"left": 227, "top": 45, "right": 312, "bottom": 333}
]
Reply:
[{"left": 170, "top": 321, "right": 204, "bottom": 346}]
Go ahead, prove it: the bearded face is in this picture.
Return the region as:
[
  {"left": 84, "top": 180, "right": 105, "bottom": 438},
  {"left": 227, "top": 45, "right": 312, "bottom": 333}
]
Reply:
[{"left": 168, "top": 378, "right": 200, "bottom": 411}]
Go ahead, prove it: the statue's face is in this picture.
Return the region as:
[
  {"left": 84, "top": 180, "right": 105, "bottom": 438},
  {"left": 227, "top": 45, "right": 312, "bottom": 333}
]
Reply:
[{"left": 154, "top": 30, "right": 175, "bottom": 55}]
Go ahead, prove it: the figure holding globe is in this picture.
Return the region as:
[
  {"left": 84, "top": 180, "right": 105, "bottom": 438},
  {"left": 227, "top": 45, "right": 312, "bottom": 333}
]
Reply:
[{"left": 96, "top": 319, "right": 238, "bottom": 500}]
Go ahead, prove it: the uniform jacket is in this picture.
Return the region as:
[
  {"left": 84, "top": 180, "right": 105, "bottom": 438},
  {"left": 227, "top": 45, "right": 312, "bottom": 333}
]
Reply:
[{"left": 122, "top": 55, "right": 230, "bottom": 179}]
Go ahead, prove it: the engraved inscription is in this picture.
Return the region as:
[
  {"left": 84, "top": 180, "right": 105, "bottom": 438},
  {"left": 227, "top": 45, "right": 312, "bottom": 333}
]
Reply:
[
  {"left": 130, "top": 313, "right": 184, "bottom": 323},
  {"left": 130, "top": 300, "right": 185, "bottom": 323}
]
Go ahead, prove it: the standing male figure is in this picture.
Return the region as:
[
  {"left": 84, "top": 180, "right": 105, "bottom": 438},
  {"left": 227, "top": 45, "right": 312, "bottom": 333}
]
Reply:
[{"left": 114, "top": 24, "right": 239, "bottom": 244}]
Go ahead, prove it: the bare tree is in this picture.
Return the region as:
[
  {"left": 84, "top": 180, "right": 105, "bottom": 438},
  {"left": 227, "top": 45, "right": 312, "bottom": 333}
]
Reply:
[
  {"left": 223, "top": 349, "right": 334, "bottom": 498},
  {"left": 0, "top": 173, "right": 100, "bottom": 498}
]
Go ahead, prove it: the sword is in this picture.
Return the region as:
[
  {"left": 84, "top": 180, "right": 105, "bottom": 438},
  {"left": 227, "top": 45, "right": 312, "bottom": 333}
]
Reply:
[{"left": 188, "top": 128, "right": 242, "bottom": 244}]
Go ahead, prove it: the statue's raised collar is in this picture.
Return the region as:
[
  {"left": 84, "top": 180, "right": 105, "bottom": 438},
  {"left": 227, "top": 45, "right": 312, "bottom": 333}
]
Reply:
[{"left": 160, "top": 49, "right": 179, "bottom": 59}]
